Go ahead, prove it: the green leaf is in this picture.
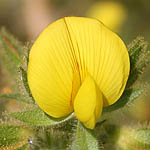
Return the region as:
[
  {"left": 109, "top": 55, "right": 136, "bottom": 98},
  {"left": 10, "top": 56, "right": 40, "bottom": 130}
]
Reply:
[
  {"left": 127, "top": 36, "right": 150, "bottom": 87},
  {"left": 7, "top": 108, "right": 74, "bottom": 126},
  {"left": 103, "top": 87, "right": 144, "bottom": 112},
  {"left": 0, "top": 125, "right": 29, "bottom": 149},
  {"left": 0, "top": 28, "right": 24, "bottom": 56},
  {"left": 71, "top": 122, "right": 100, "bottom": 150},
  {"left": 0, "top": 93, "right": 34, "bottom": 104},
  {"left": 0, "top": 28, "right": 24, "bottom": 67},
  {"left": 0, "top": 28, "right": 24, "bottom": 77},
  {"left": 0, "top": 93, "right": 22, "bottom": 99}
]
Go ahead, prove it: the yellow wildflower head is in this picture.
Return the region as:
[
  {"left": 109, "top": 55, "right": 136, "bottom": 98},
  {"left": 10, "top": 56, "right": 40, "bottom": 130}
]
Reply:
[
  {"left": 27, "top": 17, "right": 130, "bottom": 129},
  {"left": 87, "top": 1, "right": 127, "bottom": 32}
]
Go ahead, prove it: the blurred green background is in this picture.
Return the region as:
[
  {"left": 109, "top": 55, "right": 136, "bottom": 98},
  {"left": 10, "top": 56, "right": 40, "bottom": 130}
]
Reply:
[{"left": 0, "top": 0, "right": 150, "bottom": 128}]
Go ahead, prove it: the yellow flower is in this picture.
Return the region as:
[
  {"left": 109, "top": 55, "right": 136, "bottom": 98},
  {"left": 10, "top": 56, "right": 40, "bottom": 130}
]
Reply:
[
  {"left": 87, "top": 1, "right": 127, "bottom": 32},
  {"left": 27, "top": 17, "right": 130, "bottom": 129}
]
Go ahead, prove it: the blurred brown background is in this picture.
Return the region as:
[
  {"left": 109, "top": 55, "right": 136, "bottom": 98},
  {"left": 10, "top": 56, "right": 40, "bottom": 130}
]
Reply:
[{"left": 0, "top": 0, "right": 150, "bottom": 42}]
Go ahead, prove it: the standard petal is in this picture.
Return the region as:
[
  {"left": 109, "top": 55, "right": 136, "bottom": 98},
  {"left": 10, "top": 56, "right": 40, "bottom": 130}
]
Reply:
[
  {"left": 64, "top": 17, "right": 130, "bottom": 106},
  {"left": 28, "top": 18, "right": 81, "bottom": 118},
  {"left": 74, "top": 73, "right": 103, "bottom": 129}
]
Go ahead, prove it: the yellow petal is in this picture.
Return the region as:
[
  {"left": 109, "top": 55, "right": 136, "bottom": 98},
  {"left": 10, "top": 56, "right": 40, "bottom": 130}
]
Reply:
[
  {"left": 28, "top": 18, "right": 81, "bottom": 118},
  {"left": 74, "top": 73, "right": 103, "bottom": 129},
  {"left": 63, "top": 17, "right": 130, "bottom": 106}
]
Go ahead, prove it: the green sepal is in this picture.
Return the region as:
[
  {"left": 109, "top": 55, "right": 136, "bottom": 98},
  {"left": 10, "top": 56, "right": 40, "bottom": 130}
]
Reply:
[
  {"left": 127, "top": 36, "right": 150, "bottom": 87},
  {"left": 19, "top": 67, "right": 34, "bottom": 101},
  {"left": 71, "top": 121, "right": 100, "bottom": 150},
  {"left": 6, "top": 108, "right": 74, "bottom": 126},
  {"left": 23, "top": 42, "right": 31, "bottom": 67},
  {"left": 103, "top": 87, "right": 144, "bottom": 112}
]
